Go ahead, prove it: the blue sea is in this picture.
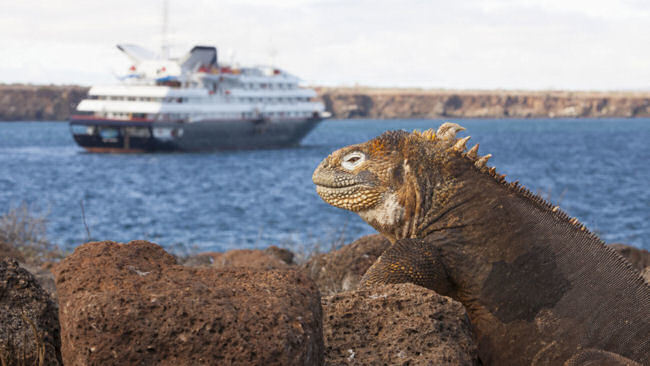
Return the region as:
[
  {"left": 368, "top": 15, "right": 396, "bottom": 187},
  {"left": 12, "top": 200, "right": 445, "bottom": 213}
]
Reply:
[{"left": 1, "top": 119, "right": 649, "bottom": 253}]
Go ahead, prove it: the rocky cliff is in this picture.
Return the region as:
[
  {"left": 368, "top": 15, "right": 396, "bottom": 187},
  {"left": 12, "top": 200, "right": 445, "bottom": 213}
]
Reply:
[
  {"left": 1, "top": 84, "right": 649, "bottom": 121},
  {"left": 316, "top": 87, "right": 650, "bottom": 119},
  {"left": 0, "top": 84, "right": 88, "bottom": 121}
]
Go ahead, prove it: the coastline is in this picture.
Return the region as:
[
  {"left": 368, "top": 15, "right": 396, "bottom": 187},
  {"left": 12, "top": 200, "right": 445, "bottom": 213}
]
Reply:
[
  {"left": 1, "top": 83, "right": 649, "bottom": 121},
  {"left": 315, "top": 86, "right": 650, "bottom": 119}
]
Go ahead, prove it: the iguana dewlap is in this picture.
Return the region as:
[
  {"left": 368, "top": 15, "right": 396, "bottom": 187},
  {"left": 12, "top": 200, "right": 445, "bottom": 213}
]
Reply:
[{"left": 312, "top": 123, "right": 650, "bottom": 366}]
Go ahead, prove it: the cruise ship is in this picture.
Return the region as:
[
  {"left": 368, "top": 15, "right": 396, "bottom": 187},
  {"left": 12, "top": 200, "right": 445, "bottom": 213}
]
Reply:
[{"left": 69, "top": 44, "right": 329, "bottom": 152}]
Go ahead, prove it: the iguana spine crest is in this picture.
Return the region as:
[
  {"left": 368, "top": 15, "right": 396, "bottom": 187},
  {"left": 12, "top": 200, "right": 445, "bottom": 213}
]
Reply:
[
  {"left": 418, "top": 123, "right": 600, "bottom": 245},
  {"left": 420, "top": 123, "right": 647, "bottom": 288}
]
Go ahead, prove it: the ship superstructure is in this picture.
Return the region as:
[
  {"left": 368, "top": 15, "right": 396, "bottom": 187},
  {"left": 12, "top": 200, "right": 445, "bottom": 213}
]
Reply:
[{"left": 70, "top": 44, "right": 328, "bottom": 152}]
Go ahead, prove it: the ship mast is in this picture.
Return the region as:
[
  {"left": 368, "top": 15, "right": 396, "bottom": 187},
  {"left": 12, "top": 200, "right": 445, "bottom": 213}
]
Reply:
[{"left": 161, "top": 0, "right": 169, "bottom": 59}]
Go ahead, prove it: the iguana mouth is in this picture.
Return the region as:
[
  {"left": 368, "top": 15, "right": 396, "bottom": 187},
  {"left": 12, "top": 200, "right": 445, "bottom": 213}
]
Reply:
[
  {"left": 313, "top": 181, "right": 358, "bottom": 189},
  {"left": 315, "top": 183, "right": 382, "bottom": 212},
  {"left": 312, "top": 173, "right": 361, "bottom": 189}
]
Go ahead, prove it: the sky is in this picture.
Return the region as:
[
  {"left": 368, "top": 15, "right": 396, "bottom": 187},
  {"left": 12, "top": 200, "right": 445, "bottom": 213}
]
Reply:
[{"left": 1, "top": 0, "right": 649, "bottom": 90}]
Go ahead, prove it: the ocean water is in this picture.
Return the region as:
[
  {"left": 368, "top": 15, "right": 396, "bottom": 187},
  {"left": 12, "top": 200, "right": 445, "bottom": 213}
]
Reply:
[{"left": 1, "top": 119, "right": 648, "bottom": 253}]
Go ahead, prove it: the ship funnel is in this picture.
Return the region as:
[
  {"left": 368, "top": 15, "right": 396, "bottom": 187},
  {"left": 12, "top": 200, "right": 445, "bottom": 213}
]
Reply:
[{"left": 180, "top": 46, "right": 218, "bottom": 73}]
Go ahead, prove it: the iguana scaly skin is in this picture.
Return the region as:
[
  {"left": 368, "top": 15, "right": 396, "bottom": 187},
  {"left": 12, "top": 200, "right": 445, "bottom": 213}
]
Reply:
[{"left": 312, "top": 123, "right": 650, "bottom": 366}]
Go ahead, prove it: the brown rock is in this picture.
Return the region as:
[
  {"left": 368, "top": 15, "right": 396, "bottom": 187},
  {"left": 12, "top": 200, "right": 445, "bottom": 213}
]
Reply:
[
  {"left": 302, "top": 234, "right": 390, "bottom": 295},
  {"left": 54, "top": 240, "right": 323, "bottom": 365},
  {"left": 0, "top": 258, "right": 62, "bottom": 365},
  {"left": 322, "top": 283, "right": 479, "bottom": 365},
  {"left": 609, "top": 243, "right": 650, "bottom": 271},
  {"left": 183, "top": 248, "right": 290, "bottom": 269}
]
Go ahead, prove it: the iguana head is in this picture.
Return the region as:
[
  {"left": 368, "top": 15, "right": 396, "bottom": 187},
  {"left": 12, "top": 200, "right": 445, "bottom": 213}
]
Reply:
[{"left": 313, "top": 122, "right": 493, "bottom": 243}]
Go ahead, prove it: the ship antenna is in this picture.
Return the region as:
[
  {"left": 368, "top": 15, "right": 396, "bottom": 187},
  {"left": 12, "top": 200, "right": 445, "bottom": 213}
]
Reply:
[
  {"left": 161, "top": 0, "right": 169, "bottom": 59},
  {"left": 268, "top": 38, "right": 278, "bottom": 66}
]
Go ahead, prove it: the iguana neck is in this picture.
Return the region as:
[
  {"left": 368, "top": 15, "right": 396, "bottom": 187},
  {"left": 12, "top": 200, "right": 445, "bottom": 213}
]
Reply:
[{"left": 394, "top": 157, "right": 496, "bottom": 241}]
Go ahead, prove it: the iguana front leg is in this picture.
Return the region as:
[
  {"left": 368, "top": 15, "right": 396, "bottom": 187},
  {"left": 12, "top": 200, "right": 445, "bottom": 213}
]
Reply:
[{"left": 360, "top": 238, "right": 453, "bottom": 295}]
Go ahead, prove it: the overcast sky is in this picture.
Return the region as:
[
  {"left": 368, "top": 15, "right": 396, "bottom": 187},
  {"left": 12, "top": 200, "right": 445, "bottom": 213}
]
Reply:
[{"left": 1, "top": 0, "right": 649, "bottom": 90}]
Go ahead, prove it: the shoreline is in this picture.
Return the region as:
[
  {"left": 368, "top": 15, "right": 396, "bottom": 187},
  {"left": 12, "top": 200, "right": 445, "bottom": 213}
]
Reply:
[{"left": 1, "top": 83, "right": 649, "bottom": 121}]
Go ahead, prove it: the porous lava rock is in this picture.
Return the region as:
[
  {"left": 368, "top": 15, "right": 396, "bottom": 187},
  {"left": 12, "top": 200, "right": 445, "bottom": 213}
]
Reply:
[
  {"left": 0, "top": 258, "right": 62, "bottom": 365},
  {"left": 609, "top": 243, "right": 650, "bottom": 271},
  {"left": 322, "top": 283, "right": 479, "bottom": 365},
  {"left": 54, "top": 240, "right": 324, "bottom": 365},
  {"left": 302, "top": 234, "right": 390, "bottom": 295},
  {"left": 183, "top": 248, "right": 290, "bottom": 269}
]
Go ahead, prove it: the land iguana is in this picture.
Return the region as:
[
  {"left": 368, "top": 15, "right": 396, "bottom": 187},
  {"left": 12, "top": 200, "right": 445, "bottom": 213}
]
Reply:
[{"left": 312, "top": 123, "right": 650, "bottom": 366}]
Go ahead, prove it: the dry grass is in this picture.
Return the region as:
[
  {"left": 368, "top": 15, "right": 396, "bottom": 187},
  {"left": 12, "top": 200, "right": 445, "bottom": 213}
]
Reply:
[
  {"left": 0, "top": 312, "right": 47, "bottom": 366},
  {"left": 0, "top": 203, "right": 63, "bottom": 264}
]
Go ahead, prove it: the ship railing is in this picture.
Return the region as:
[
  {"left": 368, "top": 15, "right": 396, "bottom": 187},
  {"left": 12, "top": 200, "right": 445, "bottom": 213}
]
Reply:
[{"left": 70, "top": 114, "right": 155, "bottom": 123}]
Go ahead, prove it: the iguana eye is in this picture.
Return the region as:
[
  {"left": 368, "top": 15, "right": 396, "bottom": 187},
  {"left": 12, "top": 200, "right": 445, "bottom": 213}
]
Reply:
[{"left": 341, "top": 151, "right": 366, "bottom": 171}]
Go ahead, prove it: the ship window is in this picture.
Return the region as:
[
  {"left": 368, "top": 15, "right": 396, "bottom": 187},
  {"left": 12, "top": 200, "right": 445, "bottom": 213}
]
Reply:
[
  {"left": 71, "top": 125, "right": 93, "bottom": 135},
  {"left": 99, "top": 128, "right": 119, "bottom": 140},
  {"left": 125, "top": 127, "right": 150, "bottom": 138}
]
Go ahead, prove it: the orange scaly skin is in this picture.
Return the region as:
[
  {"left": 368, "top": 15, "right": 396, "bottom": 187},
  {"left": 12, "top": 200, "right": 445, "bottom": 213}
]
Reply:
[{"left": 312, "top": 123, "right": 650, "bottom": 366}]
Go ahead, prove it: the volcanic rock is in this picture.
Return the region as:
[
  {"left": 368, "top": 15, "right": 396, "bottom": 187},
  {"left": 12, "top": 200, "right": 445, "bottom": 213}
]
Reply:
[
  {"left": 609, "top": 243, "right": 650, "bottom": 271},
  {"left": 302, "top": 234, "right": 390, "bottom": 295},
  {"left": 54, "top": 240, "right": 323, "bottom": 365},
  {"left": 0, "top": 258, "right": 62, "bottom": 365},
  {"left": 322, "top": 283, "right": 479, "bottom": 365}
]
